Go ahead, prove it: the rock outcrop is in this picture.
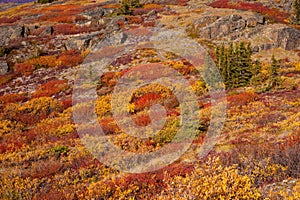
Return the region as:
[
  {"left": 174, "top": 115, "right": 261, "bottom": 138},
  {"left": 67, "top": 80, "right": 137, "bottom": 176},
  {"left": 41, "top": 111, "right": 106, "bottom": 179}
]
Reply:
[
  {"left": 0, "top": 25, "right": 25, "bottom": 46},
  {"left": 193, "top": 11, "right": 300, "bottom": 51},
  {"left": 197, "top": 14, "right": 265, "bottom": 39},
  {"left": 270, "top": 27, "right": 300, "bottom": 50}
]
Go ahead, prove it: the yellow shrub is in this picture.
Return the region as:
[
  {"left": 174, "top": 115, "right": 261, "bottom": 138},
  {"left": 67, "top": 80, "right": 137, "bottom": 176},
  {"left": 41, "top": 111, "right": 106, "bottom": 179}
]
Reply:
[
  {"left": 95, "top": 95, "right": 112, "bottom": 119},
  {"left": 162, "top": 157, "right": 261, "bottom": 199}
]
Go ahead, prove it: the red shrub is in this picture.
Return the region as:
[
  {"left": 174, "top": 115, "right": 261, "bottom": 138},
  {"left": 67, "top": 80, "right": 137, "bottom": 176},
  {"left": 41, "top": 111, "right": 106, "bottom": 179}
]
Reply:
[
  {"left": 132, "top": 113, "right": 151, "bottom": 126},
  {"left": 0, "top": 93, "right": 26, "bottom": 104},
  {"left": 75, "top": 15, "right": 87, "bottom": 22},
  {"left": 125, "top": 16, "right": 143, "bottom": 24},
  {"left": 33, "top": 79, "right": 68, "bottom": 98},
  {"left": 58, "top": 50, "right": 84, "bottom": 67},
  {"left": 14, "top": 63, "right": 36, "bottom": 75},
  {"left": 53, "top": 24, "right": 77, "bottom": 35},
  {"left": 176, "top": 0, "right": 189, "bottom": 6},
  {"left": 25, "top": 55, "right": 58, "bottom": 68},
  {"left": 134, "top": 93, "right": 162, "bottom": 111},
  {"left": 227, "top": 92, "right": 258, "bottom": 108},
  {"left": 0, "top": 16, "right": 21, "bottom": 24},
  {"left": 0, "top": 74, "right": 13, "bottom": 87},
  {"left": 142, "top": 21, "right": 155, "bottom": 27},
  {"left": 209, "top": 0, "right": 289, "bottom": 23},
  {"left": 61, "top": 98, "right": 72, "bottom": 109},
  {"left": 98, "top": 117, "right": 120, "bottom": 135},
  {"left": 50, "top": 15, "right": 74, "bottom": 23}
]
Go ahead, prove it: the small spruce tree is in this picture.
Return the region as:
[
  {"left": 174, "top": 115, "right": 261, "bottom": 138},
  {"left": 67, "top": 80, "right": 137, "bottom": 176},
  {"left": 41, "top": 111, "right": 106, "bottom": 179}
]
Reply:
[
  {"left": 268, "top": 55, "right": 281, "bottom": 88},
  {"left": 250, "top": 60, "right": 263, "bottom": 86}
]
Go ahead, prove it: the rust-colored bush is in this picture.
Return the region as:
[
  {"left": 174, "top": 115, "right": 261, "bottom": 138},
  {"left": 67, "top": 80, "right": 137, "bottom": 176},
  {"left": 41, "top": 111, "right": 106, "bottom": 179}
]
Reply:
[
  {"left": 57, "top": 50, "right": 84, "bottom": 67},
  {"left": 209, "top": 0, "right": 288, "bottom": 23},
  {"left": 0, "top": 93, "right": 26, "bottom": 105},
  {"left": 0, "top": 16, "right": 21, "bottom": 24},
  {"left": 2, "top": 97, "right": 63, "bottom": 125},
  {"left": 125, "top": 16, "right": 143, "bottom": 24},
  {"left": 53, "top": 24, "right": 77, "bottom": 35},
  {"left": 143, "top": 3, "right": 164, "bottom": 11},
  {"left": 134, "top": 93, "right": 162, "bottom": 111},
  {"left": 227, "top": 92, "right": 258, "bottom": 107},
  {"left": 24, "top": 55, "right": 58, "bottom": 68},
  {"left": 14, "top": 63, "right": 36, "bottom": 75},
  {"left": 98, "top": 117, "right": 120, "bottom": 135},
  {"left": 33, "top": 79, "right": 68, "bottom": 98},
  {"left": 0, "top": 74, "right": 13, "bottom": 87}
]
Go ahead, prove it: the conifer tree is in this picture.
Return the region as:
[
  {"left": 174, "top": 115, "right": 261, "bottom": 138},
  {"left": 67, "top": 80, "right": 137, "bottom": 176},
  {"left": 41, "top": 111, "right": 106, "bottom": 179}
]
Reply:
[
  {"left": 250, "top": 60, "right": 263, "bottom": 86},
  {"left": 238, "top": 42, "right": 252, "bottom": 87},
  {"left": 215, "top": 42, "right": 254, "bottom": 89},
  {"left": 268, "top": 55, "right": 281, "bottom": 88},
  {"left": 226, "top": 42, "right": 235, "bottom": 88}
]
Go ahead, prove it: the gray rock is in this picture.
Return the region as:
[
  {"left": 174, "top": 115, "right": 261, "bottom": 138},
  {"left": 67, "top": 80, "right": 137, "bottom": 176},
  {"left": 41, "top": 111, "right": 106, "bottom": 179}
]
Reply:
[
  {"left": 271, "top": 27, "right": 300, "bottom": 50},
  {"left": 83, "top": 7, "right": 105, "bottom": 19},
  {"left": 66, "top": 31, "right": 104, "bottom": 50},
  {"left": 255, "top": 14, "right": 265, "bottom": 24},
  {"left": 0, "top": 59, "right": 9, "bottom": 76},
  {"left": 0, "top": 25, "right": 25, "bottom": 46},
  {"left": 252, "top": 45, "right": 259, "bottom": 52}
]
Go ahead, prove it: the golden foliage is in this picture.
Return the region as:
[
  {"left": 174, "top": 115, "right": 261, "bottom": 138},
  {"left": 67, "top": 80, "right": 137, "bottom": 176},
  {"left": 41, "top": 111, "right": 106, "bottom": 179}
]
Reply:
[{"left": 161, "top": 157, "right": 262, "bottom": 199}]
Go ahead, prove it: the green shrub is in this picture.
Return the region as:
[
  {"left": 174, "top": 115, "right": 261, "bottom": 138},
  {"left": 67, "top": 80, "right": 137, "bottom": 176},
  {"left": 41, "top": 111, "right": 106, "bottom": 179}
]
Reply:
[
  {"left": 118, "top": 0, "right": 141, "bottom": 15},
  {"left": 53, "top": 145, "right": 70, "bottom": 156}
]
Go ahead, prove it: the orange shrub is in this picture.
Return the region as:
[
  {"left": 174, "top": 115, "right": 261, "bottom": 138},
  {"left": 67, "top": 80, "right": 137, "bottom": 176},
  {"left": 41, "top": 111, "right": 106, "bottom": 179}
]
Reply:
[
  {"left": 53, "top": 24, "right": 79, "bottom": 35},
  {"left": 2, "top": 97, "right": 63, "bottom": 125},
  {"left": 227, "top": 92, "right": 258, "bottom": 107},
  {"left": 0, "top": 74, "right": 13, "bottom": 87},
  {"left": 25, "top": 55, "right": 58, "bottom": 68},
  {"left": 14, "top": 63, "right": 35, "bottom": 75},
  {"left": 132, "top": 112, "right": 151, "bottom": 126},
  {"left": 98, "top": 117, "right": 120, "bottom": 135},
  {"left": 133, "top": 93, "right": 162, "bottom": 111},
  {"left": 33, "top": 79, "right": 68, "bottom": 98},
  {"left": 0, "top": 16, "right": 21, "bottom": 24},
  {"left": 143, "top": 4, "right": 163, "bottom": 10},
  {"left": 125, "top": 16, "right": 143, "bottom": 24},
  {"left": 58, "top": 50, "right": 84, "bottom": 67},
  {"left": 0, "top": 93, "right": 26, "bottom": 105}
]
